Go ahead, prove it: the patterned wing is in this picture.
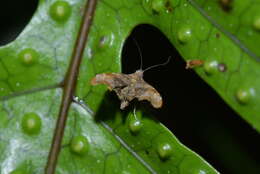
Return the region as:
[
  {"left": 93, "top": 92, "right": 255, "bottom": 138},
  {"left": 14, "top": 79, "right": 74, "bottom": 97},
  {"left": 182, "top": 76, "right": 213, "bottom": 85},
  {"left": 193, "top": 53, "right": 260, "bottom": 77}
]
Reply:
[{"left": 136, "top": 82, "right": 163, "bottom": 108}]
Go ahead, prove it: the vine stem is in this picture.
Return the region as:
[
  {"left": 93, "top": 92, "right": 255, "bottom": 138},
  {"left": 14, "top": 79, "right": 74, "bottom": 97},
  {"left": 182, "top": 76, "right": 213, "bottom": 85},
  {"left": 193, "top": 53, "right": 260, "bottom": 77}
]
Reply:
[{"left": 45, "top": 0, "right": 98, "bottom": 173}]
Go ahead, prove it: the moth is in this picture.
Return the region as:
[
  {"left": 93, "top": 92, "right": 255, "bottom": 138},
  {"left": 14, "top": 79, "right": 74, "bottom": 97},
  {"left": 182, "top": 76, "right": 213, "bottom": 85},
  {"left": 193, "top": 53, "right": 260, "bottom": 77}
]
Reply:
[{"left": 91, "top": 55, "right": 170, "bottom": 110}]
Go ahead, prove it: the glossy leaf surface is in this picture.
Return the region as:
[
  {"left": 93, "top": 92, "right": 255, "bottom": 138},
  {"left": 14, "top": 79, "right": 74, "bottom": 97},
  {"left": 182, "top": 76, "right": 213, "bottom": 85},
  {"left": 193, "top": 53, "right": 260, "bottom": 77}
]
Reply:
[{"left": 1, "top": 0, "right": 259, "bottom": 173}]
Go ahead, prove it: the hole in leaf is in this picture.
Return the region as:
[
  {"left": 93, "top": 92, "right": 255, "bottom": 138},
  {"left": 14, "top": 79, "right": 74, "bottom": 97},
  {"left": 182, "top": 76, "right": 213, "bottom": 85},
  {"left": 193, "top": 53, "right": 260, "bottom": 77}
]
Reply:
[
  {"left": 0, "top": 0, "right": 38, "bottom": 46},
  {"left": 122, "top": 24, "right": 260, "bottom": 174}
]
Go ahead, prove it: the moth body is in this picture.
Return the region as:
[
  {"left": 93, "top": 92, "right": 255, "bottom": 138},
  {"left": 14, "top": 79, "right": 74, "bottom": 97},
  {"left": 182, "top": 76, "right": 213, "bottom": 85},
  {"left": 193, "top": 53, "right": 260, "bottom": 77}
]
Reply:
[{"left": 91, "top": 70, "right": 162, "bottom": 109}]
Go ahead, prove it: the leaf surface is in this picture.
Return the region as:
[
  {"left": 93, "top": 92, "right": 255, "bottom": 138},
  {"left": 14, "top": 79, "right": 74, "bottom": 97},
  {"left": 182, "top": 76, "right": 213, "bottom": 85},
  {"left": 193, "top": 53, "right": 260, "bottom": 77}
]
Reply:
[{"left": 2, "top": 0, "right": 259, "bottom": 173}]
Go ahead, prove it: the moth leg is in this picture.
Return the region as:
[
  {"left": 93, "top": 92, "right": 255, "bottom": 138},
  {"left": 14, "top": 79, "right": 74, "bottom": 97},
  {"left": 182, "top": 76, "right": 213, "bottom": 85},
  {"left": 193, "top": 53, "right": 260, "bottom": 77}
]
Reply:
[
  {"left": 113, "top": 88, "right": 129, "bottom": 110},
  {"left": 120, "top": 100, "right": 129, "bottom": 110},
  {"left": 133, "top": 107, "right": 138, "bottom": 119}
]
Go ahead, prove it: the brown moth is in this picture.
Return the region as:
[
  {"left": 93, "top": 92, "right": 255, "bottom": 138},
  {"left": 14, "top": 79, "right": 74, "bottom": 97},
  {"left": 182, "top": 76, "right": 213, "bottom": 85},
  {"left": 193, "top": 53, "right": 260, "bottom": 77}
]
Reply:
[
  {"left": 91, "top": 70, "right": 163, "bottom": 110},
  {"left": 91, "top": 39, "right": 170, "bottom": 110},
  {"left": 185, "top": 59, "right": 204, "bottom": 69}
]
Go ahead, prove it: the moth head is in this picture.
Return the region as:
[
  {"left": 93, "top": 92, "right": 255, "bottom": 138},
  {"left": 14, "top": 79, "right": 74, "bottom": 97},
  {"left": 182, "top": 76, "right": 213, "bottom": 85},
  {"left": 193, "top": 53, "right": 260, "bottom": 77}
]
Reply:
[{"left": 135, "top": 70, "right": 144, "bottom": 77}]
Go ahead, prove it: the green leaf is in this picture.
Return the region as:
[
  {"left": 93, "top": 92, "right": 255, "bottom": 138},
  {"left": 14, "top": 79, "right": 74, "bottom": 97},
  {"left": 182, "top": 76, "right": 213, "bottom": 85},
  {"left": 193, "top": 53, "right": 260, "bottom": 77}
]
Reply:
[
  {"left": 186, "top": 0, "right": 260, "bottom": 131},
  {"left": 2, "top": 0, "right": 259, "bottom": 173},
  {"left": 0, "top": 89, "right": 218, "bottom": 173}
]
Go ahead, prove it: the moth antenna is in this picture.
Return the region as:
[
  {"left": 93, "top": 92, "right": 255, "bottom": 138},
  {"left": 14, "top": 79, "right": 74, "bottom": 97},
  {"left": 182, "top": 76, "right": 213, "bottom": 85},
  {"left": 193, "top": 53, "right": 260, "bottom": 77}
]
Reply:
[
  {"left": 132, "top": 38, "right": 143, "bottom": 70},
  {"left": 143, "top": 56, "right": 171, "bottom": 72}
]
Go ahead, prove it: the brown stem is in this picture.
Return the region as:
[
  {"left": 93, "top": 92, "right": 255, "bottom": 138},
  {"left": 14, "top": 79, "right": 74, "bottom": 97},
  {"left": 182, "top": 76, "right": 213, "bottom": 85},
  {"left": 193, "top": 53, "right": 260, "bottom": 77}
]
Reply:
[{"left": 45, "top": 0, "right": 98, "bottom": 173}]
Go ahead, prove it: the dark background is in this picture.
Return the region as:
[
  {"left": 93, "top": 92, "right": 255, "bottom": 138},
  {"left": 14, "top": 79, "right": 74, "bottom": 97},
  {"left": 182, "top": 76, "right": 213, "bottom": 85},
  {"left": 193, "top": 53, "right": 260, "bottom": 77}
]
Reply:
[{"left": 1, "top": 0, "right": 260, "bottom": 173}]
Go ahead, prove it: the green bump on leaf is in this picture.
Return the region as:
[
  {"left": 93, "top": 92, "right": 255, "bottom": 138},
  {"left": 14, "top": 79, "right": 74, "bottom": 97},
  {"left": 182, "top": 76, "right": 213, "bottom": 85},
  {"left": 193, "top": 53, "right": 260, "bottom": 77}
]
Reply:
[
  {"left": 21, "top": 112, "right": 42, "bottom": 135},
  {"left": 128, "top": 117, "right": 143, "bottom": 134},
  {"left": 253, "top": 15, "right": 260, "bottom": 31},
  {"left": 151, "top": 0, "right": 166, "bottom": 13},
  {"left": 203, "top": 60, "right": 218, "bottom": 75},
  {"left": 49, "top": 0, "right": 71, "bottom": 23},
  {"left": 157, "top": 142, "right": 172, "bottom": 160},
  {"left": 18, "top": 48, "right": 38, "bottom": 66},
  {"left": 177, "top": 26, "right": 192, "bottom": 43},
  {"left": 70, "top": 135, "right": 89, "bottom": 155},
  {"left": 127, "top": 110, "right": 143, "bottom": 134},
  {"left": 236, "top": 88, "right": 254, "bottom": 104}
]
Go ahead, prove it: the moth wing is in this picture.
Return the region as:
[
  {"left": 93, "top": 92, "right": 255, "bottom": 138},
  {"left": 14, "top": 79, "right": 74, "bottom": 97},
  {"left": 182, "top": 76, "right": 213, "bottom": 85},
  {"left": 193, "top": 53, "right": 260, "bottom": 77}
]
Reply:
[
  {"left": 137, "top": 83, "right": 162, "bottom": 108},
  {"left": 91, "top": 73, "right": 129, "bottom": 90}
]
